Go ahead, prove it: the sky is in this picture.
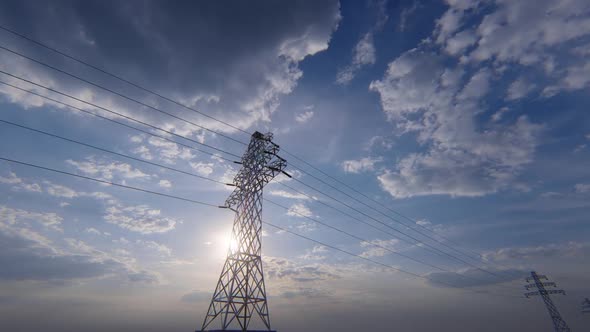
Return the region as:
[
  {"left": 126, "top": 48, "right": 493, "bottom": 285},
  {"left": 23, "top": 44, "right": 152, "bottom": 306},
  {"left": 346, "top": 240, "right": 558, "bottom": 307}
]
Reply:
[{"left": 0, "top": 0, "right": 589, "bottom": 331}]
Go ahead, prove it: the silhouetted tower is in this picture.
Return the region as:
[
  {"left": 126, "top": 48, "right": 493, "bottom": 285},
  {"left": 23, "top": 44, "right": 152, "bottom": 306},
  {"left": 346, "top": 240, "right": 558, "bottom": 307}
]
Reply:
[
  {"left": 582, "top": 298, "right": 590, "bottom": 314},
  {"left": 524, "top": 271, "right": 570, "bottom": 332},
  {"left": 201, "top": 131, "right": 287, "bottom": 332}
]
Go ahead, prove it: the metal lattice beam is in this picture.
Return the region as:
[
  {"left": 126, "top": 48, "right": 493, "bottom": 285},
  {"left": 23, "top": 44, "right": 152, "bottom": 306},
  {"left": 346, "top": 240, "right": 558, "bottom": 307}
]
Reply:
[
  {"left": 200, "top": 131, "right": 286, "bottom": 332},
  {"left": 525, "top": 271, "right": 570, "bottom": 332}
]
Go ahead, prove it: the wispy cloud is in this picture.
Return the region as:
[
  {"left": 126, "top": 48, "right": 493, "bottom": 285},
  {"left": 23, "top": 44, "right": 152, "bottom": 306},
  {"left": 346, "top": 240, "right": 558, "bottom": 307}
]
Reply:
[
  {"left": 295, "top": 110, "right": 315, "bottom": 124},
  {"left": 341, "top": 157, "right": 382, "bottom": 174},
  {"left": 66, "top": 157, "right": 150, "bottom": 181},
  {"left": 104, "top": 204, "right": 179, "bottom": 234},
  {"left": 287, "top": 203, "right": 314, "bottom": 218}
]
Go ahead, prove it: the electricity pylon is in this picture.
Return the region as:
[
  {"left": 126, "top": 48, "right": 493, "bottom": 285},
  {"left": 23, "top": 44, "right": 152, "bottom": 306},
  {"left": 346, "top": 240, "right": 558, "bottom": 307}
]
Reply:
[
  {"left": 201, "top": 131, "right": 288, "bottom": 332},
  {"left": 524, "top": 271, "right": 570, "bottom": 332},
  {"left": 583, "top": 298, "right": 590, "bottom": 314}
]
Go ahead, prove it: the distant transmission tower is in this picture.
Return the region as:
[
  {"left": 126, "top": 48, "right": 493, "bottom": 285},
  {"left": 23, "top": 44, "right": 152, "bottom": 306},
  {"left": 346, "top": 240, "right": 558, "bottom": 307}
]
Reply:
[
  {"left": 524, "top": 271, "right": 570, "bottom": 332},
  {"left": 200, "top": 131, "right": 288, "bottom": 332},
  {"left": 583, "top": 298, "right": 590, "bottom": 314}
]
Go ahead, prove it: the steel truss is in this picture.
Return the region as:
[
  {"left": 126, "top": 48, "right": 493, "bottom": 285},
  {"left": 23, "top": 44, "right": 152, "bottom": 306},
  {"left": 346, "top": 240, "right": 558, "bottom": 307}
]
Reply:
[
  {"left": 201, "top": 131, "right": 287, "bottom": 332},
  {"left": 525, "top": 271, "right": 570, "bottom": 332}
]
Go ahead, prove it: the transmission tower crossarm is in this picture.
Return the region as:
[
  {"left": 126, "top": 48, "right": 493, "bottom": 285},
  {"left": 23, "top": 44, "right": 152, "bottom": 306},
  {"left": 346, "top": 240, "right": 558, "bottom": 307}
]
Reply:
[{"left": 525, "top": 281, "right": 556, "bottom": 290}]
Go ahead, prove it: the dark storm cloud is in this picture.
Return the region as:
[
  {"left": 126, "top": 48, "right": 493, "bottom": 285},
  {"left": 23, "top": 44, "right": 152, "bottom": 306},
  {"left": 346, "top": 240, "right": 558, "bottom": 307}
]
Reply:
[{"left": 0, "top": 0, "right": 340, "bottom": 130}]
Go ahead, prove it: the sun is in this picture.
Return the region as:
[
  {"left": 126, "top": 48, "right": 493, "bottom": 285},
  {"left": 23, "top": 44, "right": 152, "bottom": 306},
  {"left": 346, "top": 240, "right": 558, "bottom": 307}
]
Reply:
[{"left": 213, "top": 231, "right": 239, "bottom": 257}]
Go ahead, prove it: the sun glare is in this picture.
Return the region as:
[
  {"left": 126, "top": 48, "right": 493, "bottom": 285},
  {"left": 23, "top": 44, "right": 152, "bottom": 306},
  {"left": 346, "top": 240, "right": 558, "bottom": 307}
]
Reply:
[{"left": 213, "top": 231, "right": 239, "bottom": 257}]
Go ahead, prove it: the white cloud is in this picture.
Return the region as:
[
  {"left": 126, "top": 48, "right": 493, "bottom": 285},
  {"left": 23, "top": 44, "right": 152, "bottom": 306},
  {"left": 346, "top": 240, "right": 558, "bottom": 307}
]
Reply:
[
  {"left": 19, "top": 182, "right": 42, "bottom": 193},
  {"left": 416, "top": 219, "right": 431, "bottom": 226},
  {"left": 130, "top": 135, "right": 143, "bottom": 143},
  {"left": 264, "top": 256, "right": 340, "bottom": 282},
  {"left": 158, "top": 179, "right": 172, "bottom": 188},
  {"left": 0, "top": 205, "right": 63, "bottom": 231},
  {"left": 0, "top": 172, "right": 42, "bottom": 193},
  {"left": 104, "top": 204, "right": 179, "bottom": 234},
  {"left": 300, "top": 245, "right": 328, "bottom": 260},
  {"left": 44, "top": 181, "right": 79, "bottom": 198},
  {"left": 491, "top": 107, "right": 510, "bottom": 122},
  {"left": 268, "top": 190, "right": 312, "bottom": 200},
  {"left": 146, "top": 137, "right": 194, "bottom": 164},
  {"left": 190, "top": 162, "right": 214, "bottom": 176},
  {"left": 132, "top": 145, "right": 153, "bottom": 160},
  {"left": 432, "top": 0, "right": 590, "bottom": 100},
  {"left": 287, "top": 203, "right": 313, "bottom": 218},
  {"left": 0, "top": 172, "right": 22, "bottom": 184},
  {"left": 506, "top": 78, "right": 535, "bottom": 100},
  {"left": 136, "top": 240, "right": 172, "bottom": 256},
  {"left": 457, "top": 68, "right": 490, "bottom": 100},
  {"left": 335, "top": 1, "right": 386, "bottom": 84},
  {"left": 575, "top": 183, "right": 590, "bottom": 193},
  {"left": 484, "top": 241, "right": 590, "bottom": 262},
  {"left": 341, "top": 157, "right": 382, "bottom": 174},
  {"left": 85, "top": 228, "right": 102, "bottom": 235},
  {"left": 294, "top": 110, "right": 314, "bottom": 124},
  {"left": 444, "top": 29, "right": 477, "bottom": 55},
  {"left": 465, "top": 0, "right": 590, "bottom": 65},
  {"left": 365, "top": 135, "right": 394, "bottom": 151},
  {"left": 0, "top": 221, "right": 140, "bottom": 282},
  {"left": 371, "top": 50, "right": 542, "bottom": 198},
  {"left": 399, "top": 1, "right": 419, "bottom": 31},
  {"left": 360, "top": 239, "right": 400, "bottom": 258},
  {"left": 66, "top": 158, "right": 150, "bottom": 181},
  {"left": 543, "top": 62, "right": 590, "bottom": 96},
  {"left": 336, "top": 32, "right": 377, "bottom": 85}
]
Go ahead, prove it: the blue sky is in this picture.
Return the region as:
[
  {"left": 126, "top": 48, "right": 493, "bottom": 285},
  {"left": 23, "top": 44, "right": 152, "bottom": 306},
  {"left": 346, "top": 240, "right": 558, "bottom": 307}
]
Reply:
[{"left": 0, "top": 0, "right": 589, "bottom": 331}]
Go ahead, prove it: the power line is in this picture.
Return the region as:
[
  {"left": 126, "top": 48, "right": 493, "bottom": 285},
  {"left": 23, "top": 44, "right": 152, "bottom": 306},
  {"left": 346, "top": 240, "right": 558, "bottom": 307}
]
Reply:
[
  {"left": 273, "top": 180, "right": 457, "bottom": 266},
  {"left": 0, "top": 23, "right": 252, "bottom": 136},
  {"left": 0, "top": 155, "right": 520, "bottom": 300},
  {"left": 0, "top": 43, "right": 248, "bottom": 146},
  {"left": 265, "top": 197, "right": 451, "bottom": 272},
  {"left": 288, "top": 161, "right": 491, "bottom": 266},
  {"left": 0, "top": 24, "right": 495, "bottom": 268},
  {"left": 264, "top": 197, "right": 518, "bottom": 293},
  {"left": 288, "top": 161, "right": 524, "bottom": 281},
  {"left": 284, "top": 149, "right": 486, "bottom": 260},
  {"left": 0, "top": 76, "right": 240, "bottom": 161},
  {"left": 0, "top": 24, "right": 497, "bottom": 265},
  {"left": 269, "top": 181, "right": 519, "bottom": 291},
  {"left": 0, "top": 157, "right": 224, "bottom": 208},
  {"left": 0, "top": 25, "right": 517, "bottom": 280},
  {"left": 0, "top": 119, "right": 235, "bottom": 187},
  {"left": 0, "top": 69, "right": 505, "bottom": 280},
  {"left": 288, "top": 175, "right": 505, "bottom": 279},
  {"left": 262, "top": 221, "right": 523, "bottom": 300},
  {"left": 1, "top": 118, "right": 516, "bottom": 293}
]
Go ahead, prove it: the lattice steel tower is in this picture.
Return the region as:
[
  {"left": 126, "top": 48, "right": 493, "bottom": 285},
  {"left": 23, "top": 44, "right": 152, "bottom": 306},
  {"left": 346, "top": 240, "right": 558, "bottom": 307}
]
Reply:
[
  {"left": 524, "top": 271, "right": 570, "bottom": 332},
  {"left": 201, "top": 131, "right": 287, "bottom": 332}
]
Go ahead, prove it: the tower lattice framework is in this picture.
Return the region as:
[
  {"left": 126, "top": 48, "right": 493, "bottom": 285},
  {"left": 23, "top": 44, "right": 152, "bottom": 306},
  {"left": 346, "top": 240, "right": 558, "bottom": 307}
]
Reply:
[
  {"left": 201, "top": 131, "right": 286, "bottom": 332},
  {"left": 524, "top": 271, "right": 570, "bottom": 332}
]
